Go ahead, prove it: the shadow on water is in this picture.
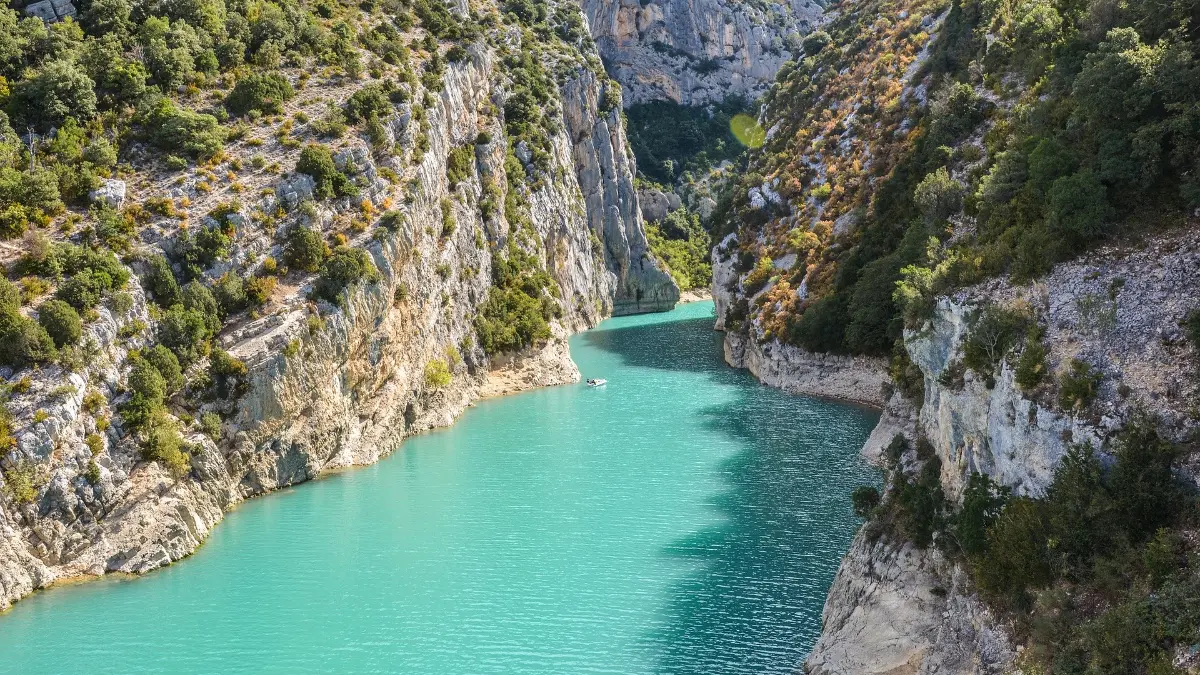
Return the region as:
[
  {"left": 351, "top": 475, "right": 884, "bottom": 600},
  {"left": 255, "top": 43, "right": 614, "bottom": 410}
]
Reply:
[
  {"left": 581, "top": 315, "right": 735, "bottom": 380},
  {"left": 584, "top": 312, "right": 879, "bottom": 675}
]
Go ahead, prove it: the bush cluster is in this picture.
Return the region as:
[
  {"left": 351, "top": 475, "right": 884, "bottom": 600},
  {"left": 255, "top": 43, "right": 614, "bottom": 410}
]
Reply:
[{"left": 474, "top": 245, "right": 560, "bottom": 354}]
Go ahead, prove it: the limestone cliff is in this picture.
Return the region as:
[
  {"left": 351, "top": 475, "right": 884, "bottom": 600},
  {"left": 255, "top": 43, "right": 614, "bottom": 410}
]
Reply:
[
  {"left": 581, "top": 0, "right": 825, "bottom": 105},
  {"left": 0, "top": 29, "right": 677, "bottom": 607},
  {"left": 798, "top": 229, "right": 1200, "bottom": 673}
]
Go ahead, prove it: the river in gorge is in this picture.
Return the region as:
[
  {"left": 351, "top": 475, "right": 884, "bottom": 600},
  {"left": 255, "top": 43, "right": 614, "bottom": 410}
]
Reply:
[{"left": 0, "top": 301, "right": 879, "bottom": 674}]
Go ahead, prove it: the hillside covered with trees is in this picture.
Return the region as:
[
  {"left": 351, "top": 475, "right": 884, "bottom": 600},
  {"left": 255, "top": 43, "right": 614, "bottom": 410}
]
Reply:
[{"left": 712, "top": 0, "right": 1200, "bottom": 671}]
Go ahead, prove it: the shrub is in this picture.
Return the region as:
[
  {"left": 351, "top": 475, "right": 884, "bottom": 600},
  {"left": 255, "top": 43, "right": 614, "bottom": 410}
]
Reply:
[
  {"left": 284, "top": 225, "right": 326, "bottom": 273},
  {"left": 962, "top": 304, "right": 1030, "bottom": 381},
  {"left": 311, "top": 104, "right": 348, "bottom": 138},
  {"left": 55, "top": 270, "right": 106, "bottom": 310},
  {"left": 85, "top": 433, "right": 103, "bottom": 456},
  {"left": 127, "top": 357, "right": 166, "bottom": 405},
  {"left": 175, "top": 224, "right": 233, "bottom": 280},
  {"left": 894, "top": 456, "right": 948, "bottom": 548},
  {"left": 440, "top": 198, "right": 455, "bottom": 237},
  {"left": 914, "top": 167, "right": 965, "bottom": 223},
  {"left": 225, "top": 71, "right": 294, "bottom": 116},
  {"left": 143, "top": 99, "right": 225, "bottom": 160},
  {"left": 3, "top": 461, "right": 39, "bottom": 504},
  {"left": 296, "top": 144, "right": 356, "bottom": 200},
  {"left": 245, "top": 276, "right": 276, "bottom": 305},
  {"left": 84, "top": 460, "right": 101, "bottom": 484},
  {"left": 210, "top": 348, "right": 247, "bottom": 399},
  {"left": 199, "top": 412, "right": 221, "bottom": 441},
  {"left": 1107, "top": 419, "right": 1186, "bottom": 543},
  {"left": 802, "top": 30, "right": 832, "bottom": 55},
  {"left": 955, "top": 472, "right": 1009, "bottom": 556},
  {"left": 344, "top": 84, "right": 393, "bottom": 123},
  {"left": 313, "top": 247, "right": 378, "bottom": 304},
  {"left": 0, "top": 310, "right": 57, "bottom": 368},
  {"left": 1014, "top": 331, "right": 1049, "bottom": 390},
  {"left": 143, "top": 254, "right": 181, "bottom": 308},
  {"left": 851, "top": 485, "right": 881, "bottom": 519},
  {"left": 1047, "top": 171, "right": 1112, "bottom": 250},
  {"left": 1058, "top": 359, "right": 1101, "bottom": 412},
  {"left": 141, "top": 416, "right": 190, "bottom": 479},
  {"left": 144, "top": 344, "right": 184, "bottom": 393},
  {"left": 972, "top": 497, "right": 1052, "bottom": 610},
  {"left": 213, "top": 273, "right": 246, "bottom": 317},
  {"left": 446, "top": 145, "right": 474, "bottom": 189},
  {"left": 742, "top": 256, "right": 774, "bottom": 295},
  {"left": 424, "top": 358, "right": 451, "bottom": 388},
  {"left": 120, "top": 357, "right": 166, "bottom": 430},
  {"left": 157, "top": 305, "right": 211, "bottom": 366},
  {"left": 37, "top": 299, "right": 81, "bottom": 348},
  {"left": 8, "top": 59, "right": 98, "bottom": 129}
]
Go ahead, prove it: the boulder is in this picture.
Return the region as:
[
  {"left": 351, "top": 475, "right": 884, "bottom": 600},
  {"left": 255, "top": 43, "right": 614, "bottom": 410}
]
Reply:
[
  {"left": 88, "top": 179, "right": 126, "bottom": 209},
  {"left": 638, "top": 187, "right": 681, "bottom": 222},
  {"left": 276, "top": 173, "right": 315, "bottom": 210},
  {"left": 24, "top": 0, "right": 75, "bottom": 21}
]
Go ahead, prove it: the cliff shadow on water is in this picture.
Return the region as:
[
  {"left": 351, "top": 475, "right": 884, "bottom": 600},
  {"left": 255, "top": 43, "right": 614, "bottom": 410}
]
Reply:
[{"left": 581, "top": 311, "right": 881, "bottom": 674}]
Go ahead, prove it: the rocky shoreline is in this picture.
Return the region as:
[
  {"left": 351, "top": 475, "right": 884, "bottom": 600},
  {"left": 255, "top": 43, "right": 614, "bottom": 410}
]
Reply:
[{"left": 0, "top": 29, "right": 680, "bottom": 610}]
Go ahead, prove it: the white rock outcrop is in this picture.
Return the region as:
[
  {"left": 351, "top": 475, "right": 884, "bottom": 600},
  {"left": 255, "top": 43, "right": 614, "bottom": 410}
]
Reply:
[{"left": 582, "top": 0, "right": 825, "bottom": 105}]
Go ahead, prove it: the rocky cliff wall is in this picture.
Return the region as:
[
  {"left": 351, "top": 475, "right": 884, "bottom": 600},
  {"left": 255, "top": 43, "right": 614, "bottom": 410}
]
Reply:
[
  {"left": 580, "top": 0, "right": 825, "bottom": 105},
  {"left": 798, "top": 229, "right": 1200, "bottom": 673},
  {"left": 0, "top": 36, "right": 677, "bottom": 609}
]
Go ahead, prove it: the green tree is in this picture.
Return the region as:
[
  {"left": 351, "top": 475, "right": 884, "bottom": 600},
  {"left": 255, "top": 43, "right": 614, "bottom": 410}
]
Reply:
[
  {"left": 296, "top": 144, "right": 356, "bottom": 199},
  {"left": 313, "top": 247, "right": 378, "bottom": 304},
  {"left": 144, "top": 343, "right": 184, "bottom": 393},
  {"left": 0, "top": 309, "right": 55, "bottom": 368},
  {"left": 1107, "top": 420, "right": 1186, "bottom": 543},
  {"left": 156, "top": 305, "right": 211, "bottom": 366},
  {"left": 1047, "top": 171, "right": 1112, "bottom": 250},
  {"left": 851, "top": 485, "right": 881, "bottom": 519},
  {"left": 143, "top": 254, "right": 182, "bottom": 308},
  {"left": 225, "top": 71, "right": 294, "bottom": 116},
  {"left": 955, "top": 472, "right": 1009, "bottom": 556},
  {"left": 284, "top": 225, "right": 325, "bottom": 272},
  {"left": 914, "top": 167, "right": 964, "bottom": 223},
  {"left": 36, "top": 299, "right": 81, "bottom": 348},
  {"left": 8, "top": 59, "right": 97, "bottom": 129},
  {"left": 973, "top": 497, "right": 1051, "bottom": 609}
]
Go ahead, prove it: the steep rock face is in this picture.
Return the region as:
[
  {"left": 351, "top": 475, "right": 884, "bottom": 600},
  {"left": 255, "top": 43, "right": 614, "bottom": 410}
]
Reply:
[
  {"left": 562, "top": 70, "right": 680, "bottom": 314},
  {"left": 723, "top": 331, "right": 886, "bottom": 407},
  {"left": 0, "top": 45, "right": 676, "bottom": 609},
  {"left": 806, "top": 534, "right": 1014, "bottom": 675},
  {"left": 906, "top": 299, "right": 1101, "bottom": 499},
  {"left": 581, "top": 0, "right": 825, "bottom": 105},
  {"left": 801, "top": 229, "right": 1200, "bottom": 673}
]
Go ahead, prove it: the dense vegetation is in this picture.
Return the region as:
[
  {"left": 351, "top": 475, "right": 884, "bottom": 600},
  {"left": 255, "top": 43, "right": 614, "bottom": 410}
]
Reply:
[
  {"left": 859, "top": 419, "right": 1198, "bottom": 674},
  {"left": 474, "top": 244, "right": 560, "bottom": 355},
  {"left": 722, "top": 0, "right": 1200, "bottom": 361},
  {"left": 646, "top": 208, "right": 711, "bottom": 291},
  {"left": 625, "top": 97, "right": 749, "bottom": 184}
]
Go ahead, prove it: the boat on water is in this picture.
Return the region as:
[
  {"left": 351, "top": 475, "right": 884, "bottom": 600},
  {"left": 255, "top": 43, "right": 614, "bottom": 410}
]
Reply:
[{"left": 586, "top": 378, "right": 607, "bottom": 387}]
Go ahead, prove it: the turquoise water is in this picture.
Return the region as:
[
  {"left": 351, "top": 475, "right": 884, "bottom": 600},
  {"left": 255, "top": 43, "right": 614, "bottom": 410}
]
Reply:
[{"left": 0, "top": 301, "right": 878, "bottom": 674}]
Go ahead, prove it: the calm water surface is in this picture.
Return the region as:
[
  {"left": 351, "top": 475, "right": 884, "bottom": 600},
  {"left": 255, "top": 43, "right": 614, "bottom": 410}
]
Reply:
[{"left": 0, "top": 301, "right": 878, "bottom": 673}]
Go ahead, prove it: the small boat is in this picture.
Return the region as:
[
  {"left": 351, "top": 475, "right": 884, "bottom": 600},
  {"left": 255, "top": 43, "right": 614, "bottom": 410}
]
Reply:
[{"left": 586, "top": 378, "right": 607, "bottom": 387}]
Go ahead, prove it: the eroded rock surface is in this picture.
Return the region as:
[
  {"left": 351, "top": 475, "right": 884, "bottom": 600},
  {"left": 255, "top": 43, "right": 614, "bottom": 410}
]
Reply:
[{"left": 582, "top": 0, "right": 825, "bottom": 105}]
